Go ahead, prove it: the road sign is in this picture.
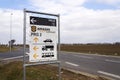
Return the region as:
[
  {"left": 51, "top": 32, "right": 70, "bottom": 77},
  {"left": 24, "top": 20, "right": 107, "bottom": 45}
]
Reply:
[
  {"left": 30, "top": 16, "right": 56, "bottom": 26},
  {"left": 29, "top": 16, "right": 58, "bottom": 62},
  {"left": 24, "top": 10, "right": 61, "bottom": 80}
]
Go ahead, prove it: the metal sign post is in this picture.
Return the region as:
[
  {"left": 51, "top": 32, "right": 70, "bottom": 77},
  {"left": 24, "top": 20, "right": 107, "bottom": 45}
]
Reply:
[
  {"left": 23, "top": 9, "right": 26, "bottom": 80},
  {"left": 23, "top": 9, "right": 61, "bottom": 80}
]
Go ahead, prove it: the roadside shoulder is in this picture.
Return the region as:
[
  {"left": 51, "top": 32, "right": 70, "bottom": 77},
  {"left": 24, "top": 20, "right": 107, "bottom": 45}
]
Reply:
[{"left": 63, "top": 68, "right": 113, "bottom": 80}]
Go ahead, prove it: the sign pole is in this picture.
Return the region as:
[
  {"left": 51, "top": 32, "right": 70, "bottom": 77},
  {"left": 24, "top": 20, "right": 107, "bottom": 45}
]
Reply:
[
  {"left": 23, "top": 8, "right": 26, "bottom": 80},
  {"left": 58, "top": 14, "right": 61, "bottom": 80},
  {"left": 10, "top": 13, "right": 13, "bottom": 53}
]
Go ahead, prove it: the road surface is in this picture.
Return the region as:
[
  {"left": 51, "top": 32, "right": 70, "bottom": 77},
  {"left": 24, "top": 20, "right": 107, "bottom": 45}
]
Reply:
[
  {"left": 0, "top": 49, "right": 120, "bottom": 80},
  {"left": 59, "top": 51, "right": 120, "bottom": 80}
]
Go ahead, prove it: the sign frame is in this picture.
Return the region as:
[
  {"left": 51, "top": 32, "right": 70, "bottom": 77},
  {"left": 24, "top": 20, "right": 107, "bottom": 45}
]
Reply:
[{"left": 23, "top": 9, "right": 61, "bottom": 80}]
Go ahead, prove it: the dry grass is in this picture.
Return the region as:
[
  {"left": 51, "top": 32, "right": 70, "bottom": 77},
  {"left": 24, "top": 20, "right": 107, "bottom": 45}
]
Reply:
[
  {"left": 0, "top": 45, "right": 17, "bottom": 53},
  {"left": 0, "top": 61, "right": 109, "bottom": 80},
  {"left": 61, "top": 44, "right": 120, "bottom": 56},
  {"left": 0, "top": 46, "right": 10, "bottom": 52}
]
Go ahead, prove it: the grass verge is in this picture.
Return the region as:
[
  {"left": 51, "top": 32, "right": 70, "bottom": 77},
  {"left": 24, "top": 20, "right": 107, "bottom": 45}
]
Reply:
[{"left": 0, "top": 61, "right": 109, "bottom": 80}]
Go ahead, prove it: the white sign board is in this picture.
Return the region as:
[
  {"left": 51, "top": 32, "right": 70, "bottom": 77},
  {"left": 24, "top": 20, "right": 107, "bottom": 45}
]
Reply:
[{"left": 29, "top": 16, "right": 58, "bottom": 62}]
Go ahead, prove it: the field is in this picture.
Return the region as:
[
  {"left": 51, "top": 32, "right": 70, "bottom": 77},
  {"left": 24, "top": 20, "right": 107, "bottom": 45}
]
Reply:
[
  {"left": 0, "top": 61, "right": 108, "bottom": 80},
  {"left": 0, "top": 45, "right": 17, "bottom": 53},
  {"left": 0, "top": 45, "right": 10, "bottom": 52},
  {"left": 61, "top": 44, "right": 120, "bottom": 56}
]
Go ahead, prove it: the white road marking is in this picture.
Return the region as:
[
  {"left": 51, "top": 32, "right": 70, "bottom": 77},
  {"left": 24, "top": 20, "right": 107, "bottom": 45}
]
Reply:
[
  {"left": 98, "top": 71, "right": 120, "bottom": 79},
  {"left": 74, "top": 55, "right": 93, "bottom": 59},
  {"left": 65, "top": 61, "right": 79, "bottom": 67},
  {"left": 105, "top": 59, "right": 120, "bottom": 63}
]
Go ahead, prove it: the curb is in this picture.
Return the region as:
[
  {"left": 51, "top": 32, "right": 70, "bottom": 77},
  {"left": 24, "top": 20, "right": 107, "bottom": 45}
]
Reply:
[{"left": 63, "top": 68, "right": 113, "bottom": 80}]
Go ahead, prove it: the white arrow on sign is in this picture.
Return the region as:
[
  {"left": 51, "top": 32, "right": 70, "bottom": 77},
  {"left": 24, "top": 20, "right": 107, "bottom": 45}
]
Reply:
[{"left": 31, "top": 18, "right": 36, "bottom": 24}]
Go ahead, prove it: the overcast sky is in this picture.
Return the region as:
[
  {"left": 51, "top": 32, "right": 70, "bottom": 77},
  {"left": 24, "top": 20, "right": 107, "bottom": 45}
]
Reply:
[{"left": 0, "top": 0, "right": 120, "bottom": 44}]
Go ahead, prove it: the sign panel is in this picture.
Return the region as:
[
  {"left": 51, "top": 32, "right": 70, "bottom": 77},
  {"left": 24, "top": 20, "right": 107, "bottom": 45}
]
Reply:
[
  {"left": 30, "top": 16, "right": 56, "bottom": 26},
  {"left": 29, "top": 16, "right": 58, "bottom": 62}
]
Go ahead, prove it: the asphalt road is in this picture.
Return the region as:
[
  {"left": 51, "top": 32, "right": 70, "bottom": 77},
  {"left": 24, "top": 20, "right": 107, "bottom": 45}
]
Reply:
[
  {"left": 0, "top": 49, "right": 21, "bottom": 59},
  {"left": 0, "top": 49, "right": 120, "bottom": 80},
  {"left": 59, "top": 51, "right": 120, "bottom": 80}
]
